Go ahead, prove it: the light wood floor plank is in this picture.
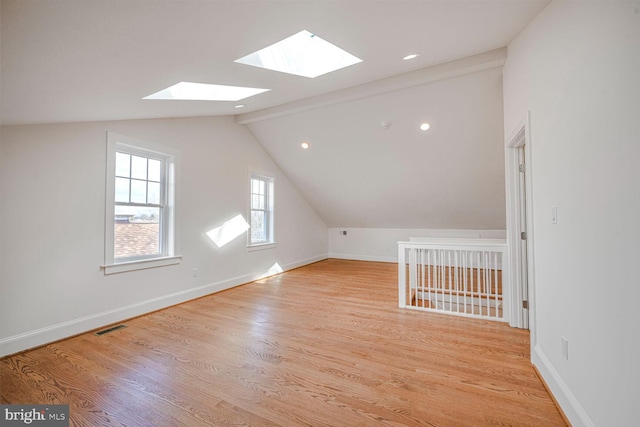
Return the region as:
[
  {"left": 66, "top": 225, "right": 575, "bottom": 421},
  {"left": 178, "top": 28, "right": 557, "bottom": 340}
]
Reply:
[{"left": 1, "top": 259, "right": 566, "bottom": 426}]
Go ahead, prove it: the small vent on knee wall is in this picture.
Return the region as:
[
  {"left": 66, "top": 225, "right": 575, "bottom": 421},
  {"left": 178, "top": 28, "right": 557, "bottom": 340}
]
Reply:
[{"left": 94, "top": 324, "right": 127, "bottom": 336}]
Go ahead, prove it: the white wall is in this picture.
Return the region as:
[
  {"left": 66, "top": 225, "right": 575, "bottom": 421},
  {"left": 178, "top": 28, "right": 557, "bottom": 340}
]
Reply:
[
  {"left": 328, "top": 227, "right": 506, "bottom": 262},
  {"left": 503, "top": 1, "right": 640, "bottom": 425},
  {"left": 0, "top": 116, "right": 328, "bottom": 356},
  {"left": 247, "top": 66, "right": 507, "bottom": 230}
]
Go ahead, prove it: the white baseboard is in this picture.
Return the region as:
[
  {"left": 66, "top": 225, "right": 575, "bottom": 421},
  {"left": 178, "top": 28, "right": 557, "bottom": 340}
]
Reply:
[
  {"left": 281, "top": 254, "right": 328, "bottom": 271},
  {"left": 532, "top": 345, "right": 594, "bottom": 427},
  {"left": 0, "top": 254, "right": 328, "bottom": 357},
  {"left": 328, "top": 252, "right": 397, "bottom": 263}
]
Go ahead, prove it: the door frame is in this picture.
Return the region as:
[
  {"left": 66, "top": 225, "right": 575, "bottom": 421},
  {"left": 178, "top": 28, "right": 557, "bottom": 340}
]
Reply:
[{"left": 505, "top": 113, "right": 536, "bottom": 341}]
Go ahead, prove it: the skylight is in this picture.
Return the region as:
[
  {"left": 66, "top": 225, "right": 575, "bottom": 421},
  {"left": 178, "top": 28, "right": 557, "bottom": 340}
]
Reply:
[
  {"left": 235, "top": 30, "right": 362, "bottom": 78},
  {"left": 143, "top": 82, "right": 270, "bottom": 101}
]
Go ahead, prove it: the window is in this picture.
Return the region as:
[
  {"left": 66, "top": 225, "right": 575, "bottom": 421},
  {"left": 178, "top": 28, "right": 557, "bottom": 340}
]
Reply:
[
  {"left": 249, "top": 174, "right": 275, "bottom": 248},
  {"left": 104, "top": 132, "right": 180, "bottom": 274}
]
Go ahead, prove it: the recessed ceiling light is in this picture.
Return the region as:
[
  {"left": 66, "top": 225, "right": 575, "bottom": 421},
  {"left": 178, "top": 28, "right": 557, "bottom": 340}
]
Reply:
[
  {"left": 420, "top": 122, "right": 431, "bottom": 131},
  {"left": 234, "top": 104, "right": 245, "bottom": 109},
  {"left": 301, "top": 142, "right": 310, "bottom": 149},
  {"left": 235, "top": 30, "right": 362, "bottom": 78},
  {"left": 143, "top": 82, "right": 270, "bottom": 101},
  {"left": 403, "top": 53, "right": 420, "bottom": 60}
]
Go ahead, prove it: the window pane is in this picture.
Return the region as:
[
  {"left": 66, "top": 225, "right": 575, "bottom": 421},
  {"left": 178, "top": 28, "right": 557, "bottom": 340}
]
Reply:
[
  {"left": 115, "top": 177, "right": 130, "bottom": 203},
  {"left": 249, "top": 175, "right": 274, "bottom": 246},
  {"left": 114, "top": 206, "right": 160, "bottom": 259},
  {"left": 147, "top": 181, "right": 160, "bottom": 204},
  {"left": 115, "top": 152, "right": 130, "bottom": 177},
  {"left": 251, "top": 210, "right": 266, "bottom": 243},
  {"left": 251, "top": 211, "right": 267, "bottom": 243},
  {"left": 252, "top": 178, "right": 265, "bottom": 195},
  {"left": 148, "top": 159, "right": 161, "bottom": 182},
  {"left": 252, "top": 194, "right": 264, "bottom": 210},
  {"left": 130, "top": 179, "right": 147, "bottom": 203},
  {"left": 131, "top": 155, "right": 147, "bottom": 180}
]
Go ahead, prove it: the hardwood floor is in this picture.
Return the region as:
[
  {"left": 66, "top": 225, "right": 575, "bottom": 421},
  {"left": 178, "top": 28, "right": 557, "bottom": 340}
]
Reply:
[{"left": 1, "top": 259, "right": 566, "bottom": 426}]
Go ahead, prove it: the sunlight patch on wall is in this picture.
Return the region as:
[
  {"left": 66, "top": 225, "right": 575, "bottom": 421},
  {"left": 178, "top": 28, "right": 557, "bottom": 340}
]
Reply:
[
  {"left": 258, "top": 262, "right": 284, "bottom": 279},
  {"left": 206, "top": 214, "right": 250, "bottom": 247}
]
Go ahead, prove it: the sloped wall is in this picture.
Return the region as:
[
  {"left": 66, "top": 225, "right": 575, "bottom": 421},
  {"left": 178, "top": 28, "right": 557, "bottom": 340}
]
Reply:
[{"left": 247, "top": 67, "right": 506, "bottom": 231}]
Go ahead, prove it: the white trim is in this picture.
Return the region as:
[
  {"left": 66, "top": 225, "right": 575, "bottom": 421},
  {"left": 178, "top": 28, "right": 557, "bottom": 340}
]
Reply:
[
  {"left": 0, "top": 254, "right": 328, "bottom": 357},
  {"left": 280, "top": 254, "right": 328, "bottom": 271},
  {"left": 102, "top": 255, "right": 182, "bottom": 275},
  {"left": 404, "top": 305, "right": 506, "bottom": 323},
  {"left": 533, "top": 345, "right": 595, "bottom": 427},
  {"left": 246, "top": 242, "right": 277, "bottom": 252},
  {"left": 504, "top": 127, "right": 523, "bottom": 328},
  {"left": 248, "top": 172, "right": 275, "bottom": 247},
  {"left": 328, "top": 252, "right": 397, "bottom": 263},
  {"left": 105, "top": 132, "right": 181, "bottom": 271},
  {"left": 408, "top": 237, "right": 506, "bottom": 246},
  {"left": 504, "top": 113, "right": 535, "bottom": 331}
]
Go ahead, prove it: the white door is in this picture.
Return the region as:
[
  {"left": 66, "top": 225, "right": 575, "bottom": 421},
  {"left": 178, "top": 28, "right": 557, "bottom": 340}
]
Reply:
[{"left": 518, "top": 146, "right": 529, "bottom": 329}]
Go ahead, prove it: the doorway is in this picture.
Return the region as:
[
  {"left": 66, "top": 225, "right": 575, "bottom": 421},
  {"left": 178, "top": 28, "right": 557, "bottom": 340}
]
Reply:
[
  {"left": 505, "top": 116, "right": 534, "bottom": 331},
  {"left": 517, "top": 145, "right": 529, "bottom": 329}
]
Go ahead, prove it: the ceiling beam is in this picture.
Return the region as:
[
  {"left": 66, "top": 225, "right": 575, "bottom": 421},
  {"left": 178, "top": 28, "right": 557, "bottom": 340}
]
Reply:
[{"left": 235, "top": 47, "right": 507, "bottom": 125}]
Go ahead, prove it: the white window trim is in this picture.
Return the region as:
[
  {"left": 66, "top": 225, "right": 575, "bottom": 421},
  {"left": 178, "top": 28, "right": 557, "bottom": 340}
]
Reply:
[
  {"left": 247, "top": 242, "right": 277, "bottom": 252},
  {"left": 248, "top": 172, "right": 276, "bottom": 249},
  {"left": 103, "top": 132, "right": 181, "bottom": 274},
  {"left": 102, "top": 256, "right": 182, "bottom": 275}
]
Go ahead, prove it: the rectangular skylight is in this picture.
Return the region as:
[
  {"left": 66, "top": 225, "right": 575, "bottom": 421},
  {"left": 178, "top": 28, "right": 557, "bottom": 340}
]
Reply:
[
  {"left": 143, "top": 82, "right": 270, "bottom": 101},
  {"left": 235, "top": 30, "right": 362, "bottom": 78}
]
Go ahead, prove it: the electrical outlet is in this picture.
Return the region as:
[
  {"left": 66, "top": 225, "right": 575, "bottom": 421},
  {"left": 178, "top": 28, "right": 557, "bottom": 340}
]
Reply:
[
  {"left": 552, "top": 206, "right": 558, "bottom": 224},
  {"left": 192, "top": 268, "right": 198, "bottom": 278}
]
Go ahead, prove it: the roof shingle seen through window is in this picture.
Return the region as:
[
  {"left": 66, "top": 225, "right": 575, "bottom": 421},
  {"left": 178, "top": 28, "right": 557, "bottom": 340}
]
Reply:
[{"left": 115, "top": 223, "right": 159, "bottom": 259}]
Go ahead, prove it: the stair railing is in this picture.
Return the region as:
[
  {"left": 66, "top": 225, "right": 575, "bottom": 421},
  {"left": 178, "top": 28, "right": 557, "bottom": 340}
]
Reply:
[{"left": 398, "top": 238, "right": 508, "bottom": 321}]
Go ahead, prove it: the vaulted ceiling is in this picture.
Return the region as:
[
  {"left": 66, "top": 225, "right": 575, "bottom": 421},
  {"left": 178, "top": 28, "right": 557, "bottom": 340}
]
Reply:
[{"left": 1, "top": 0, "right": 550, "bottom": 229}]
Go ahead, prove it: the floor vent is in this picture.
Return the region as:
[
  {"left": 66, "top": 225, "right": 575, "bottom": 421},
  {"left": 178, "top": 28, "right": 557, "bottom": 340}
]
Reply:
[{"left": 94, "top": 324, "right": 127, "bottom": 336}]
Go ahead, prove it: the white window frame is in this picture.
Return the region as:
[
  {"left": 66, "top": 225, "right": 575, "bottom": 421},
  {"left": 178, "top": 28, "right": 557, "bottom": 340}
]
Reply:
[
  {"left": 248, "top": 172, "right": 276, "bottom": 251},
  {"left": 103, "top": 132, "right": 181, "bottom": 274}
]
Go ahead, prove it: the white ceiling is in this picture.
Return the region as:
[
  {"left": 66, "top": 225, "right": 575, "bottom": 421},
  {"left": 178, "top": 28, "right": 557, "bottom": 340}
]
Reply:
[
  {"left": 1, "top": 0, "right": 549, "bottom": 126},
  {"left": 1, "top": 0, "right": 550, "bottom": 230}
]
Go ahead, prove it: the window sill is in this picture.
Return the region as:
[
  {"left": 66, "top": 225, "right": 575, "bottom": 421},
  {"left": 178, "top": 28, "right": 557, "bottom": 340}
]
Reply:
[
  {"left": 247, "top": 243, "right": 277, "bottom": 252},
  {"left": 102, "top": 255, "right": 182, "bottom": 275}
]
